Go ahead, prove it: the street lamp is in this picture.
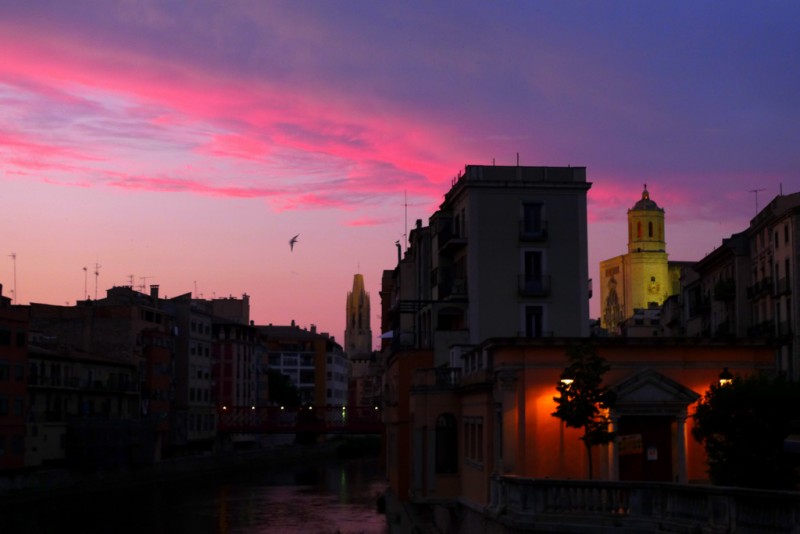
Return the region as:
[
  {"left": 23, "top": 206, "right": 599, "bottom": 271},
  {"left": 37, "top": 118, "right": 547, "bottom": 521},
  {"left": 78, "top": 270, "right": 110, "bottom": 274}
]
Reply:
[
  {"left": 718, "top": 367, "right": 733, "bottom": 386},
  {"left": 560, "top": 369, "right": 575, "bottom": 387}
]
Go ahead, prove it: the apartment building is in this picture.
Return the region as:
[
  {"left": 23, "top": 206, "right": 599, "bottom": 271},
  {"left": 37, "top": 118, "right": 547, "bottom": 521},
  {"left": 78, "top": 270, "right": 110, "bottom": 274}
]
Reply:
[
  {"left": 747, "top": 192, "right": 800, "bottom": 379},
  {"left": 0, "top": 285, "right": 28, "bottom": 472},
  {"left": 669, "top": 191, "right": 800, "bottom": 379},
  {"left": 382, "top": 163, "right": 593, "bottom": 501},
  {"left": 260, "top": 322, "right": 348, "bottom": 407},
  {"left": 165, "top": 293, "right": 216, "bottom": 453}
]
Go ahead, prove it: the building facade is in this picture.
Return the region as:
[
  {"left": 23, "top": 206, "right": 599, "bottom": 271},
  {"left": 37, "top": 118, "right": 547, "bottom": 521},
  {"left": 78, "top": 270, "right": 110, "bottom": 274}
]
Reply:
[
  {"left": 261, "top": 322, "right": 348, "bottom": 407},
  {"left": 0, "top": 285, "right": 28, "bottom": 472},
  {"left": 381, "top": 163, "right": 594, "bottom": 502}
]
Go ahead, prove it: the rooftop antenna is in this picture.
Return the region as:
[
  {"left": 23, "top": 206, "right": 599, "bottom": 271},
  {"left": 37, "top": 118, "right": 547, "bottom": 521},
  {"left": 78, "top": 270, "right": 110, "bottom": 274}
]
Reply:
[
  {"left": 749, "top": 188, "right": 766, "bottom": 215},
  {"left": 128, "top": 274, "right": 135, "bottom": 288},
  {"left": 138, "top": 276, "right": 153, "bottom": 292},
  {"left": 94, "top": 262, "right": 101, "bottom": 300},
  {"left": 403, "top": 189, "right": 408, "bottom": 250},
  {"left": 8, "top": 253, "right": 16, "bottom": 304},
  {"left": 83, "top": 266, "right": 88, "bottom": 299}
]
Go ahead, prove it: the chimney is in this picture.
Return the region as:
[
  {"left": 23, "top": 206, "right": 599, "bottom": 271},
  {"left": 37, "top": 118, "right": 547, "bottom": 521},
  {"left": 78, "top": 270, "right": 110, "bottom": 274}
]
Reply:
[
  {"left": 311, "top": 324, "right": 317, "bottom": 334},
  {"left": 150, "top": 285, "right": 160, "bottom": 300}
]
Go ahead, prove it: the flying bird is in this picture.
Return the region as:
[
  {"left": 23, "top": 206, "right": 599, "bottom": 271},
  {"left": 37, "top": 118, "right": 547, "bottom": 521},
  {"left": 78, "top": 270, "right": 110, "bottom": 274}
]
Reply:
[{"left": 289, "top": 234, "right": 299, "bottom": 251}]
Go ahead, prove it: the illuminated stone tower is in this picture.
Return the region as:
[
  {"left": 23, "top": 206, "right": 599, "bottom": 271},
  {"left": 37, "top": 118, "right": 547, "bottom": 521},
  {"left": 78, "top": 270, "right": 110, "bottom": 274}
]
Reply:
[
  {"left": 600, "top": 186, "right": 672, "bottom": 333},
  {"left": 345, "top": 273, "right": 372, "bottom": 356}
]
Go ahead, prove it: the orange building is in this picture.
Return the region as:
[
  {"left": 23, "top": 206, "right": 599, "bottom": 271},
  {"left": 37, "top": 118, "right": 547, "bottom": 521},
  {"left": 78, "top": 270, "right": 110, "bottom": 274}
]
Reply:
[{"left": 398, "top": 337, "right": 774, "bottom": 508}]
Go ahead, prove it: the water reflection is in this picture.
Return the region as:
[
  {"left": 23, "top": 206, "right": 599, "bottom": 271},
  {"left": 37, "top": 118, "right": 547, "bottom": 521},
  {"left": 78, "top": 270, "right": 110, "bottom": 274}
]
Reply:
[{"left": 3, "top": 455, "right": 387, "bottom": 534}]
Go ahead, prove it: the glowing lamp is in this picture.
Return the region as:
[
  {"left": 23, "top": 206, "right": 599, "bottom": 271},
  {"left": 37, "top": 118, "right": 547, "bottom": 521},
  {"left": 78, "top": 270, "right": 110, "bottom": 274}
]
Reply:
[{"left": 718, "top": 367, "right": 733, "bottom": 386}]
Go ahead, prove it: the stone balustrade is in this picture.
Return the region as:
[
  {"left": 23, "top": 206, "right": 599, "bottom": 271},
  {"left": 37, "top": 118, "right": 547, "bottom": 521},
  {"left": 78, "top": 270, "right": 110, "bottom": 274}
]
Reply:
[{"left": 488, "top": 475, "right": 800, "bottom": 533}]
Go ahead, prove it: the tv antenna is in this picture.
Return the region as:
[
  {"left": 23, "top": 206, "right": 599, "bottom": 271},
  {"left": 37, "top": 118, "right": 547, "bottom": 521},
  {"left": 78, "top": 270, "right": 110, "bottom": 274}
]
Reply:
[
  {"left": 8, "top": 253, "right": 16, "bottom": 304},
  {"left": 83, "top": 266, "right": 88, "bottom": 299},
  {"left": 94, "top": 262, "right": 101, "bottom": 300},
  {"left": 403, "top": 190, "right": 408, "bottom": 251},
  {"left": 138, "top": 276, "right": 153, "bottom": 292},
  {"left": 749, "top": 188, "right": 766, "bottom": 215}
]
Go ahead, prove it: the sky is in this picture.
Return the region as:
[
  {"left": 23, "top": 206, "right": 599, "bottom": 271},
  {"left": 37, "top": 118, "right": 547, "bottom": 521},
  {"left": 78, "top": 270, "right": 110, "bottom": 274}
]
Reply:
[{"left": 1, "top": 1, "right": 799, "bottom": 346}]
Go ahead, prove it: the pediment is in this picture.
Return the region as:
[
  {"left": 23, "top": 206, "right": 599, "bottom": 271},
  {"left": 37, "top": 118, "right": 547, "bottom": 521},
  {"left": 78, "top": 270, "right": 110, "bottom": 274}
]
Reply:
[{"left": 612, "top": 368, "right": 700, "bottom": 408}]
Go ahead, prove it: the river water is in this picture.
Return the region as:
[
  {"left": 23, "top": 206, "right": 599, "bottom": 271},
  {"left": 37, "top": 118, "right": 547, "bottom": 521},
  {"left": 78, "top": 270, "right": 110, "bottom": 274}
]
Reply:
[{"left": 3, "top": 454, "right": 388, "bottom": 534}]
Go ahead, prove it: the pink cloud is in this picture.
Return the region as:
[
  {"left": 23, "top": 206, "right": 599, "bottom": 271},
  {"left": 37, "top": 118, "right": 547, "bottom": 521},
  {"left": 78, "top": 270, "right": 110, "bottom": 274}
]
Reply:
[
  {"left": 199, "top": 133, "right": 273, "bottom": 161},
  {"left": 101, "top": 171, "right": 282, "bottom": 199},
  {"left": 0, "top": 20, "right": 463, "bottom": 213},
  {"left": 346, "top": 217, "right": 394, "bottom": 227}
]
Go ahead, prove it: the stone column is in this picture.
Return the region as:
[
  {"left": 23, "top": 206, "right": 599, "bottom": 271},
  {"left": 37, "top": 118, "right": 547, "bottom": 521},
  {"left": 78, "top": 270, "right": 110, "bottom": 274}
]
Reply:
[
  {"left": 494, "top": 368, "right": 519, "bottom": 475},
  {"left": 676, "top": 412, "right": 687, "bottom": 484},
  {"left": 609, "top": 412, "right": 619, "bottom": 481}
]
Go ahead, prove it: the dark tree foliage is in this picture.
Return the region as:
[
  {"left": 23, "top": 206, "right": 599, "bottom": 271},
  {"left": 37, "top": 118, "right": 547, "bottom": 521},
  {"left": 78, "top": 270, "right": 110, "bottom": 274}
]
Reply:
[
  {"left": 552, "top": 343, "right": 617, "bottom": 479},
  {"left": 267, "top": 369, "right": 301, "bottom": 407},
  {"left": 692, "top": 373, "right": 800, "bottom": 490}
]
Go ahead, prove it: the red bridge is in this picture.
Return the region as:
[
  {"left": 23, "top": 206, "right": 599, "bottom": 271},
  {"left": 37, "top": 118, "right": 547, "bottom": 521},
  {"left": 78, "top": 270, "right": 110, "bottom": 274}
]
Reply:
[{"left": 217, "top": 405, "right": 384, "bottom": 434}]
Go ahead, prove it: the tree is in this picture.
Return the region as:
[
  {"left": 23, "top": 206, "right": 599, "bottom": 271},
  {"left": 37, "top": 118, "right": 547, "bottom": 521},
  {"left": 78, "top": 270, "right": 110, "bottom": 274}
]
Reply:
[
  {"left": 552, "top": 343, "right": 616, "bottom": 479},
  {"left": 267, "top": 369, "right": 301, "bottom": 407},
  {"left": 692, "top": 372, "right": 800, "bottom": 489}
]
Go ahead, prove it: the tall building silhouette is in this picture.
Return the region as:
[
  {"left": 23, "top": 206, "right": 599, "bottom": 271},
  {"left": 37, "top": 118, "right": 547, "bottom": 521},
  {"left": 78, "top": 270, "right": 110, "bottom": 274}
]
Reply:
[
  {"left": 599, "top": 186, "right": 685, "bottom": 334},
  {"left": 345, "top": 273, "right": 372, "bottom": 356}
]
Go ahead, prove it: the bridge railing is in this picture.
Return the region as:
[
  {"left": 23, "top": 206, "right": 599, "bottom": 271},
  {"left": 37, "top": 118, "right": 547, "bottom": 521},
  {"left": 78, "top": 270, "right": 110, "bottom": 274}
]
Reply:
[
  {"left": 217, "top": 405, "right": 383, "bottom": 434},
  {"left": 489, "top": 475, "right": 800, "bottom": 533}
]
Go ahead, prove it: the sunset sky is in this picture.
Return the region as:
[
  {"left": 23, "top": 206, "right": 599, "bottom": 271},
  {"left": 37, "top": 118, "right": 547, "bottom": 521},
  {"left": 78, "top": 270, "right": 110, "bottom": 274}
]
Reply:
[{"left": 1, "top": 1, "right": 798, "bottom": 345}]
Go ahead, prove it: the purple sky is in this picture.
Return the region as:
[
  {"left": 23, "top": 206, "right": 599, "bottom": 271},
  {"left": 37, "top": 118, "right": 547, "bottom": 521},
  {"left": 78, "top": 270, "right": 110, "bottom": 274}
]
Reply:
[{"left": 1, "top": 1, "right": 798, "bottom": 344}]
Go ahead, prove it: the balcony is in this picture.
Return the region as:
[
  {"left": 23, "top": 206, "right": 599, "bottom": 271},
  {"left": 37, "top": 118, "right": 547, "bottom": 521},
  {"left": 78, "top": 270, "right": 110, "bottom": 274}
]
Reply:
[
  {"left": 778, "top": 320, "right": 793, "bottom": 338},
  {"left": 519, "top": 220, "right": 549, "bottom": 242},
  {"left": 776, "top": 276, "right": 791, "bottom": 296},
  {"left": 437, "top": 225, "right": 467, "bottom": 253},
  {"left": 713, "top": 279, "right": 736, "bottom": 301},
  {"left": 746, "top": 277, "right": 773, "bottom": 299},
  {"left": 747, "top": 320, "right": 775, "bottom": 338},
  {"left": 411, "top": 367, "right": 462, "bottom": 391},
  {"left": 519, "top": 275, "right": 551, "bottom": 297},
  {"left": 439, "top": 277, "right": 467, "bottom": 300}
]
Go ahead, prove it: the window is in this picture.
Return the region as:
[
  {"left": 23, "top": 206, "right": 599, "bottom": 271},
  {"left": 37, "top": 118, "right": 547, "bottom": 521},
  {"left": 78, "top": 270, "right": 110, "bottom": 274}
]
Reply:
[
  {"left": 525, "top": 306, "right": 544, "bottom": 337},
  {"left": 776, "top": 231, "right": 780, "bottom": 249},
  {"left": 648, "top": 221, "right": 653, "bottom": 238},
  {"left": 464, "top": 417, "right": 484, "bottom": 464},
  {"left": 786, "top": 224, "right": 790, "bottom": 244},
  {"left": 435, "top": 413, "right": 458, "bottom": 474},
  {"left": 522, "top": 203, "right": 544, "bottom": 237},
  {"left": 637, "top": 222, "right": 642, "bottom": 239}
]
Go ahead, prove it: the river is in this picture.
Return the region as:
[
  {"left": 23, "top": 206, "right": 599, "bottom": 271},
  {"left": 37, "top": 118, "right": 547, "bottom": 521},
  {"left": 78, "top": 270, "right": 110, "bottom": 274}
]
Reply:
[{"left": 2, "top": 453, "right": 388, "bottom": 534}]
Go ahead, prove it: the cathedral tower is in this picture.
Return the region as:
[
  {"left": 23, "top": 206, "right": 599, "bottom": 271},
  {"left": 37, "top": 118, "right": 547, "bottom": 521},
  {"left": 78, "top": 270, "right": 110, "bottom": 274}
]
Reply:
[
  {"left": 345, "top": 273, "right": 372, "bottom": 356},
  {"left": 600, "top": 186, "right": 672, "bottom": 334}
]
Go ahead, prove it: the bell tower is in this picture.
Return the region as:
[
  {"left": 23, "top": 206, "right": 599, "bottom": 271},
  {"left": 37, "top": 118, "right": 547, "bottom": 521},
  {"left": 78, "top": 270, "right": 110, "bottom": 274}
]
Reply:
[
  {"left": 626, "top": 185, "right": 669, "bottom": 310},
  {"left": 345, "top": 273, "right": 372, "bottom": 357},
  {"left": 628, "top": 185, "right": 666, "bottom": 253}
]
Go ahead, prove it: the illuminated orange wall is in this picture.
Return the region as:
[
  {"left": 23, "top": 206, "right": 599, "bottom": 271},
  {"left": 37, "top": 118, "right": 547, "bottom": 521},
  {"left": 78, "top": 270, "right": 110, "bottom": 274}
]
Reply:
[{"left": 492, "top": 340, "right": 774, "bottom": 483}]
